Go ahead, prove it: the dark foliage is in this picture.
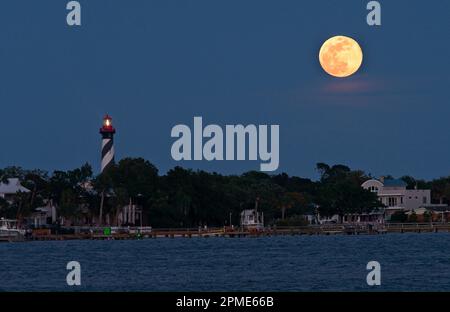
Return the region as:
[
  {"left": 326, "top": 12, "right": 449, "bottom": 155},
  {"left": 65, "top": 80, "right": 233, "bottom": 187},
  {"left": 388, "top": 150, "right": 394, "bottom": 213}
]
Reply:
[{"left": 0, "top": 160, "right": 445, "bottom": 227}]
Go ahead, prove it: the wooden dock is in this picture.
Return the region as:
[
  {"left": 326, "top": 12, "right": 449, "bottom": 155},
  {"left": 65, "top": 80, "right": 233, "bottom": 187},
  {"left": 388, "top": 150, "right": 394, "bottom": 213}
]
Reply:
[{"left": 20, "top": 223, "right": 450, "bottom": 241}]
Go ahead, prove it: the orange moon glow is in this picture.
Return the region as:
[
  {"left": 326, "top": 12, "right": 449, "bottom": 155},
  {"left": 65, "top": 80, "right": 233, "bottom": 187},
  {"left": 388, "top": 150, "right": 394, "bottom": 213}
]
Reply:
[{"left": 319, "top": 36, "right": 363, "bottom": 78}]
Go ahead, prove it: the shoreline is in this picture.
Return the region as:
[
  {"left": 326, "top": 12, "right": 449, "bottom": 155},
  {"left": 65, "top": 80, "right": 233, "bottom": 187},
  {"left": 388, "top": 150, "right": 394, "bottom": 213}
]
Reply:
[{"left": 3, "top": 223, "right": 450, "bottom": 242}]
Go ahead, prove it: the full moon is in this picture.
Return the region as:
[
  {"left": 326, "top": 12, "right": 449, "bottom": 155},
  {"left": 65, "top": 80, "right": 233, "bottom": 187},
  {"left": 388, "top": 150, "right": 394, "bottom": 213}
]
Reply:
[{"left": 319, "top": 36, "right": 363, "bottom": 78}]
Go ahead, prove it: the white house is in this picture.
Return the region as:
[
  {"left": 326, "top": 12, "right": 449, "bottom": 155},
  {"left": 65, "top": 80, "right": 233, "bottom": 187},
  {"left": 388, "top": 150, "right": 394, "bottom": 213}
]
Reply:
[
  {"left": 117, "top": 204, "right": 143, "bottom": 226},
  {"left": 26, "top": 205, "right": 57, "bottom": 228},
  {"left": 0, "top": 178, "right": 30, "bottom": 200},
  {"left": 240, "top": 209, "right": 264, "bottom": 230},
  {"left": 361, "top": 177, "right": 431, "bottom": 220}
]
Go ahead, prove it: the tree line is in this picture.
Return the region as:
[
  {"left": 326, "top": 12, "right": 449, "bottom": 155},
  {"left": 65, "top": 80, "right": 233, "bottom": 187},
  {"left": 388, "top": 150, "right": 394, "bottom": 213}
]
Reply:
[{"left": 1, "top": 158, "right": 449, "bottom": 227}]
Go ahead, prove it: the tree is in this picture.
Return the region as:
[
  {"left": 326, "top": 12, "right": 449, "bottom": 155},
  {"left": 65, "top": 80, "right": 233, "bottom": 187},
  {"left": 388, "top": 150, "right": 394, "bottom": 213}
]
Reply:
[
  {"left": 0, "top": 167, "right": 49, "bottom": 223},
  {"left": 93, "top": 164, "right": 115, "bottom": 225},
  {"left": 110, "top": 158, "right": 158, "bottom": 225},
  {"left": 278, "top": 192, "right": 308, "bottom": 220},
  {"left": 48, "top": 163, "right": 93, "bottom": 223},
  {"left": 23, "top": 170, "right": 49, "bottom": 210},
  {"left": 315, "top": 163, "right": 381, "bottom": 222},
  {"left": 430, "top": 177, "right": 450, "bottom": 204}
]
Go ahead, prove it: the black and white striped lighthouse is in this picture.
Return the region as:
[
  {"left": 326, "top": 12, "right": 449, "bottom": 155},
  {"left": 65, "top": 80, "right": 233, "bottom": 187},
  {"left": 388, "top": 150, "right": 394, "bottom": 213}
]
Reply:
[{"left": 99, "top": 114, "right": 116, "bottom": 173}]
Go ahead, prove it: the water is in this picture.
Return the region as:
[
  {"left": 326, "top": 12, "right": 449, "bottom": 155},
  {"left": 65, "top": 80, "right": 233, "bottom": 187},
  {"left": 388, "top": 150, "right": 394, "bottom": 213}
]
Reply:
[{"left": 1, "top": 233, "right": 450, "bottom": 291}]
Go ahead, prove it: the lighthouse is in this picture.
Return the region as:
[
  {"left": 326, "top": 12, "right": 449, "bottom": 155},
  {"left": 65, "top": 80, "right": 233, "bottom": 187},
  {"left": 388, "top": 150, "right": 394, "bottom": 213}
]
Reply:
[{"left": 99, "top": 114, "right": 116, "bottom": 173}]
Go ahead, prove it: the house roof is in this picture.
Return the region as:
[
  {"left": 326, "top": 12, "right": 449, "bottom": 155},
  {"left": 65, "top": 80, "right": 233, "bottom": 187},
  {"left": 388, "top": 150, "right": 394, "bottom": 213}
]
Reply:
[
  {"left": 240, "top": 209, "right": 258, "bottom": 217},
  {"left": 383, "top": 179, "right": 407, "bottom": 187},
  {"left": 0, "top": 178, "right": 30, "bottom": 194}
]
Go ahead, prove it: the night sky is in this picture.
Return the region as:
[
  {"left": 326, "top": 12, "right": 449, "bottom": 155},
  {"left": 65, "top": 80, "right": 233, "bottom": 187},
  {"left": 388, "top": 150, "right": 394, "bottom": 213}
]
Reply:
[{"left": 0, "top": 0, "right": 449, "bottom": 180}]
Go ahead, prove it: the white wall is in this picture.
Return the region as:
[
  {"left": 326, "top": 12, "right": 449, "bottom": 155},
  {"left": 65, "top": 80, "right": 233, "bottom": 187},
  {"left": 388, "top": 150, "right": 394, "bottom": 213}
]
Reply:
[
  {"left": 362, "top": 179, "right": 431, "bottom": 211},
  {"left": 404, "top": 189, "right": 431, "bottom": 210}
]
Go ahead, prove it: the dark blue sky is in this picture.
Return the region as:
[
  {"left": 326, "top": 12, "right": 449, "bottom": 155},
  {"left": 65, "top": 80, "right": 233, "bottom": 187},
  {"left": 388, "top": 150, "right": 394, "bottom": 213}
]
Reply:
[{"left": 0, "top": 0, "right": 449, "bottom": 180}]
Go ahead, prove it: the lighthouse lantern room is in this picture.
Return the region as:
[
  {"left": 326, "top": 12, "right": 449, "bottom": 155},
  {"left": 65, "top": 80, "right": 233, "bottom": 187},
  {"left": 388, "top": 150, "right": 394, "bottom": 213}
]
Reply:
[{"left": 99, "top": 114, "right": 116, "bottom": 173}]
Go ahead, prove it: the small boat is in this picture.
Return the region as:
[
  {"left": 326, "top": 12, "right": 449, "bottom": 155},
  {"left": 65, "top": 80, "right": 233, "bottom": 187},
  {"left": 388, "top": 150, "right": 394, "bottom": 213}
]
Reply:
[{"left": 0, "top": 218, "right": 26, "bottom": 242}]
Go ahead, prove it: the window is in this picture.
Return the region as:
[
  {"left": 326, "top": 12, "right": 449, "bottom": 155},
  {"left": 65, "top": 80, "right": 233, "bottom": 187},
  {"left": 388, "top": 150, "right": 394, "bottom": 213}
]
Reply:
[
  {"left": 400, "top": 197, "right": 403, "bottom": 204},
  {"left": 423, "top": 197, "right": 427, "bottom": 204},
  {"left": 388, "top": 197, "right": 397, "bottom": 207},
  {"left": 368, "top": 186, "right": 379, "bottom": 192}
]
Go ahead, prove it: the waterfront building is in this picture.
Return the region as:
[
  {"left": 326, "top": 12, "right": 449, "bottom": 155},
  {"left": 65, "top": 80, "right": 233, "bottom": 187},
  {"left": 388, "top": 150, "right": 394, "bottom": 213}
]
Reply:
[
  {"left": 240, "top": 209, "right": 264, "bottom": 230},
  {"left": 361, "top": 177, "right": 431, "bottom": 220},
  {"left": 315, "top": 211, "right": 385, "bottom": 225},
  {"left": 25, "top": 204, "right": 57, "bottom": 228},
  {"left": 341, "top": 210, "right": 385, "bottom": 224},
  {"left": 0, "top": 178, "right": 30, "bottom": 201},
  {"left": 316, "top": 214, "right": 339, "bottom": 224},
  {"left": 117, "top": 204, "right": 144, "bottom": 226},
  {"left": 312, "top": 177, "right": 434, "bottom": 225}
]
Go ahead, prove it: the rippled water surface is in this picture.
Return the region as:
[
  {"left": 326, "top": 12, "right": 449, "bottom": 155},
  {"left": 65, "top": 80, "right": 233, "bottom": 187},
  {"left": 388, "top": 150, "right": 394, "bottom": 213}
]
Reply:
[{"left": 1, "top": 233, "right": 450, "bottom": 291}]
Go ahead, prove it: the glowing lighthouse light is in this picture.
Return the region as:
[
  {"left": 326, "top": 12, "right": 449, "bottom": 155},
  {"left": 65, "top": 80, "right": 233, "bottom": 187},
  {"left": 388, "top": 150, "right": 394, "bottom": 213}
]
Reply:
[
  {"left": 102, "top": 115, "right": 114, "bottom": 131},
  {"left": 99, "top": 114, "right": 116, "bottom": 173}
]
